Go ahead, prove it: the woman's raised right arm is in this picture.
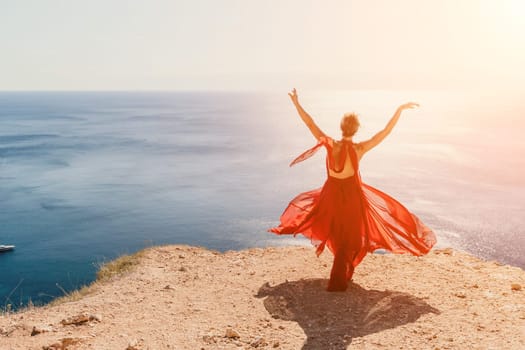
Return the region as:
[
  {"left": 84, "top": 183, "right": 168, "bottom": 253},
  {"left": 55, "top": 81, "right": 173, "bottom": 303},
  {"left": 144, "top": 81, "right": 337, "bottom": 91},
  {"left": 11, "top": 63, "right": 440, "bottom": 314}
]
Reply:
[{"left": 288, "top": 88, "right": 325, "bottom": 141}]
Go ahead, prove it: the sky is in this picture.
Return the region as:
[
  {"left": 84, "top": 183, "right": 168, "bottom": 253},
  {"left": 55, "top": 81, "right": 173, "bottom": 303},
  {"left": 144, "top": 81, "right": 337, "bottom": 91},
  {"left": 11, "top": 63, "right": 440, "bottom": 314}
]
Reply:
[{"left": 0, "top": 0, "right": 524, "bottom": 91}]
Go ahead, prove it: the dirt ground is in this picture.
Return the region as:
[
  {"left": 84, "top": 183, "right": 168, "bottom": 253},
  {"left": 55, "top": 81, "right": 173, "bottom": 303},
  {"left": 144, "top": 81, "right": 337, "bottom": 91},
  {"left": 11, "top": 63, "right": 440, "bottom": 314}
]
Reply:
[{"left": 1, "top": 245, "right": 524, "bottom": 349}]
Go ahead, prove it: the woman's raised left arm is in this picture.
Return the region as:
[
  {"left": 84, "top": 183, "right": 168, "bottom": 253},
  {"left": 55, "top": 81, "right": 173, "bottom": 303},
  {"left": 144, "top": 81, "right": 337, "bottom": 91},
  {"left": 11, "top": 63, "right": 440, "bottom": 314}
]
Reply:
[{"left": 358, "top": 102, "right": 419, "bottom": 154}]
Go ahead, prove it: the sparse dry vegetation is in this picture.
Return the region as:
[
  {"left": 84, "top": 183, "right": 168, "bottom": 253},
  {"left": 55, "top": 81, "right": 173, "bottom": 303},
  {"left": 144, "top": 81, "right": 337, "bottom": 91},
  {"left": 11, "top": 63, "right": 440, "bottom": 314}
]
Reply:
[
  {"left": 96, "top": 249, "right": 146, "bottom": 282},
  {"left": 44, "top": 249, "right": 147, "bottom": 308},
  {"left": 48, "top": 284, "right": 96, "bottom": 307}
]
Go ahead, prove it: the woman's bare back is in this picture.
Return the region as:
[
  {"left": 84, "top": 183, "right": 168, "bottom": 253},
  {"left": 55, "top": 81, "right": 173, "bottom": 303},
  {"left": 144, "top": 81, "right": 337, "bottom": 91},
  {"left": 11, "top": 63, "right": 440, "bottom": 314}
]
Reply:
[{"left": 328, "top": 141, "right": 356, "bottom": 179}]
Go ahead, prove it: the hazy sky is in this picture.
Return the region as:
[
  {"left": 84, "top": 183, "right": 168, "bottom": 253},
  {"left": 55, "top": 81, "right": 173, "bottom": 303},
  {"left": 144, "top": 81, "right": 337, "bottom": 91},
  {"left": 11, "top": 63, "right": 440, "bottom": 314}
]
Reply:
[{"left": 1, "top": 0, "right": 524, "bottom": 90}]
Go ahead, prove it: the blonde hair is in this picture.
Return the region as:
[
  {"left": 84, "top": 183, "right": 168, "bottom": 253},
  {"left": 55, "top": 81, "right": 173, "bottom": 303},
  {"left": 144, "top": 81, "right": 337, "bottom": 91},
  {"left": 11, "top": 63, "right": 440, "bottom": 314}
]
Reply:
[{"left": 340, "top": 113, "right": 360, "bottom": 137}]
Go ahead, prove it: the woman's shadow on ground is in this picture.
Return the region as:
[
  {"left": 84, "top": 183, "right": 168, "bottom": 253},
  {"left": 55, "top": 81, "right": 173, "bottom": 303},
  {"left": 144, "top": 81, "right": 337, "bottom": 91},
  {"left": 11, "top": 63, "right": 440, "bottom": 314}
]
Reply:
[{"left": 256, "top": 279, "right": 440, "bottom": 350}]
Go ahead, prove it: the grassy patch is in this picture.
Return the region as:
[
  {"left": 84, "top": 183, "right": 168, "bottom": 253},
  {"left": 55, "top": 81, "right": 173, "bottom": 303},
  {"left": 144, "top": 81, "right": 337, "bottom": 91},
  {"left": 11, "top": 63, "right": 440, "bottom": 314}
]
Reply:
[
  {"left": 48, "top": 284, "right": 94, "bottom": 307},
  {"left": 46, "top": 249, "right": 147, "bottom": 308},
  {"left": 96, "top": 249, "right": 146, "bottom": 282},
  {"left": 1, "top": 249, "right": 149, "bottom": 314}
]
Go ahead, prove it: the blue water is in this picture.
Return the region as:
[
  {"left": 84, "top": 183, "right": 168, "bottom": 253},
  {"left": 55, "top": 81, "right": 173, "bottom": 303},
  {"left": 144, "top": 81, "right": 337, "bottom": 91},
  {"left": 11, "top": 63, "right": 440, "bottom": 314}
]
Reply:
[{"left": 1, "top": 91, "right": 524, "bottom": 310}]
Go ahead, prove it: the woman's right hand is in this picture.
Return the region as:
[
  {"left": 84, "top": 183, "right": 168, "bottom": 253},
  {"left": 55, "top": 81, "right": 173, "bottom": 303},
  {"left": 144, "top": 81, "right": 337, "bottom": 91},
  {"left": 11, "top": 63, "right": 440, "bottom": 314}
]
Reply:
[{"left": 288, "top": 88, "right": 299, "bottom": 104}]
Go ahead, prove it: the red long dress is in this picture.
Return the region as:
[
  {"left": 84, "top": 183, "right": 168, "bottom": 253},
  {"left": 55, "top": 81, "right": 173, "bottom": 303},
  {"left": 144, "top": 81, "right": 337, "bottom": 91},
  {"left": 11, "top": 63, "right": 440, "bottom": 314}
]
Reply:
[{"left": 269, "top": 136, "right": 436, "bottom": 291}]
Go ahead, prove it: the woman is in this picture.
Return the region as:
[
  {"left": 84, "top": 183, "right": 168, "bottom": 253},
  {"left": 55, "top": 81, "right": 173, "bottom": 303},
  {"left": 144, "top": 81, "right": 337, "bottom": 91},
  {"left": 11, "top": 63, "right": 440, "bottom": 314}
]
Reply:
[{"left": 269, "top": 88, "right": 436, "bottom": 292}]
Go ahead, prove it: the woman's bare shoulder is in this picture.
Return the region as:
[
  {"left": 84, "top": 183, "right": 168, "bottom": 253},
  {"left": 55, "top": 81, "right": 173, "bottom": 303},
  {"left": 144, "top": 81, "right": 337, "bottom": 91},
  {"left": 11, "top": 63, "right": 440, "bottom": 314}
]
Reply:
[
  {"left": 353, "top": 142, "right": 365, "bottom": 150},
  {"left": 320, "top": 135, "right": 335, "bottom": 147},
  {"left": 353, "top": 142, "right": 366, "bottom": 159}
]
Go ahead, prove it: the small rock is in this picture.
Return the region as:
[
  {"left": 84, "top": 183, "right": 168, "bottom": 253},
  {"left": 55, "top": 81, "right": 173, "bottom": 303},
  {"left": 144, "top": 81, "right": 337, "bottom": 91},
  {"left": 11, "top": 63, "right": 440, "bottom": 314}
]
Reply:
[
  {"left": 42, "top": 337, "right": 82, "bottom": 350},
  {"left": 61, "top": 314, "right": 90, "bottom": 326},
  {"left": 225, "top": 328, "right": 240, "bottom": 339},
  {"left": 179, "top": 266, "right": 188, "bottom": 272},
  {"left": 438, "top": 248, "right": 453, "bottom": 255},
  {"left": 31, "top": 325, "right": 53, "bottom": 336},
  {"left": 61, "top": 337, "right": 82, "bottom": 348},
  {"left": 0, "top": 326, "right": 15, "bottom": 336},
  {"left": 273, "top": 341, "right": 280, "bottom": 348},
  {"left": 42, "top": 342, "right": 61, "bottom": 350},
  {"left": 127, "top": 339, "right": 140, "bottom": 350},
  {"left": 203, "top": 335, "right": 217, "bottom": 344},
  {"left": 251, "top": 337, "right": 267, "bottom": 347},
  {"left": 454, "top": 292, "right": 466, "bottom": 299},
  {"left": 511, "top": 283, "right": 522, "bottom": 291},
  {"left": 89, "top": 314, "right": 102, "bottom": 322}
]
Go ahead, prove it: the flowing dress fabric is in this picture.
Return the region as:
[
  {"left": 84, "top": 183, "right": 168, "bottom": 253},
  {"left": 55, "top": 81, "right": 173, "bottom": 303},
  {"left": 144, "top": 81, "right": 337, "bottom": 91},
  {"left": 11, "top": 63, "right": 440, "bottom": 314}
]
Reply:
[{"left": 269, "top": 136, "right": 436, "bottom": 289}]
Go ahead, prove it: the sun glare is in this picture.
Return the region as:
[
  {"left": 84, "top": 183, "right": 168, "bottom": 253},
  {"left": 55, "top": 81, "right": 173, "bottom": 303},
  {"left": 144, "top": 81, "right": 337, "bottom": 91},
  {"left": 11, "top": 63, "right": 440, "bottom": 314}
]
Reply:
[{"left": 490, "top": 0, "right": 525, "bottom": 32}]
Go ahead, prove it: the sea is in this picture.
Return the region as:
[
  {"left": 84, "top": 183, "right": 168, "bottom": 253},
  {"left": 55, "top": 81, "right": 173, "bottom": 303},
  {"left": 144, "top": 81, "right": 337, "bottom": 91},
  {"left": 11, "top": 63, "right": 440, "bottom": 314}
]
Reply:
[{"left": 1, "top": 90, "right": 524, "bottom": 310}]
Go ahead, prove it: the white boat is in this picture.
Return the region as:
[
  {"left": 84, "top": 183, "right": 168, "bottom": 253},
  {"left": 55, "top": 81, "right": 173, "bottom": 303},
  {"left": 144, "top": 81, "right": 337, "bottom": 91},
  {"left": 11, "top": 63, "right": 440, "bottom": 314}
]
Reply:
[{"left": 0, "top": 245, "right": 15, "bottom": 252}]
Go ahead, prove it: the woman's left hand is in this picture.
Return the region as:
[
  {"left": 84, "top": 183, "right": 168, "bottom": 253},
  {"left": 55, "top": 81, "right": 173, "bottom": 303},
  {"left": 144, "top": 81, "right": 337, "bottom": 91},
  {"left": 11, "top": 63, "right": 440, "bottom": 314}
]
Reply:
[{"left": 399, "top": 102, "right": 419, "bottom": 111}]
